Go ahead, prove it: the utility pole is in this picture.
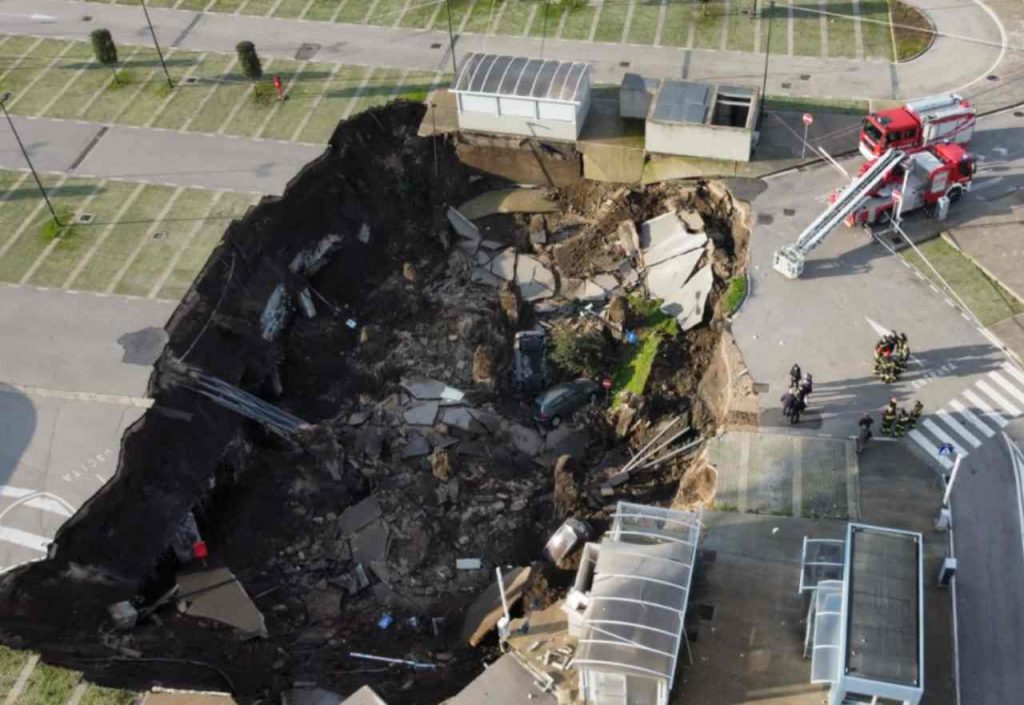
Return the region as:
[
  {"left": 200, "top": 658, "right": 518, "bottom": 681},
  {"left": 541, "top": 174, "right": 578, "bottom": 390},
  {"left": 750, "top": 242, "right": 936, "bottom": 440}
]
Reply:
[
  {"left": 0, "top": 92, "right": 60, "bottom": 227},
  {"left": 759, "top": 0, "right": 775, "bottom": 127},
  {"left": 140, "top": 0, "right": 173, "bottom": 89},
  {"left": 445, "top": 0, "right": 458, "bottom": 76},
  {"left": 942, "top": 452, "right": 963, "bottom": 508}
]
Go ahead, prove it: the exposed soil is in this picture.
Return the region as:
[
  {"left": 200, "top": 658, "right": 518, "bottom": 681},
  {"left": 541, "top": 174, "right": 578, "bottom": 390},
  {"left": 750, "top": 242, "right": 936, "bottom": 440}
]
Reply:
[
  {"left": 891, "top": 0, "right": 936, "bottom": 63},
  {"left": 0, "top": 103, "right": 751, "bottom": 704}
]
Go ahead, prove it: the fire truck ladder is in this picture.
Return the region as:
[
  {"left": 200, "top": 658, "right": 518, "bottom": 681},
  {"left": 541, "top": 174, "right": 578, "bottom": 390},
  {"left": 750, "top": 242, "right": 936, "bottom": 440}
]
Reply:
[{"left": 772, "top": 148, "right": 906, "bottom": 279}]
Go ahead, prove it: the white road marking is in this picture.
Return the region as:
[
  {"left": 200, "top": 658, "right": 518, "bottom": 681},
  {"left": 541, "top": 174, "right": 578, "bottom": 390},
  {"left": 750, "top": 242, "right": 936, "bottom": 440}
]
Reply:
[
  {"left": 0, "top": 526, "right": 49, "bottom": 552},
  {"left": 908, "top": 429, "right": 954, "bottom": 470},
  {"left": 936, "top": 408, "right": 982, "bottom": 448},
  {"left": 106, "top": 187, "right": 185, "bottom": 293},
  {"left": 0, "top": 175, "right": 69, "bottom": 261},
  {"left": 149, "top": 190, "right": 226, "bottom": 298},
  {"left": 950, "top": 398, "right": 997, "bottom": 439},
  {"left": 0, "top": 488, "right": 73, "bottom": 517},
  {"left": 923, "top": 418, "right": 967, "bottom": 455},
  {"left": 64, "top": 182, "right": 146, "bottom": 289},
  {"left": 963, "top": 388, "right": 1010, "bottom": 429},
  {"left": 290, "top": 62, "right": 339, "bottom": 142},
  {"left": 990, "top": 370, "right": 1024, "bottom": 409},
  {"left": 1000, "top": 362, "right": 1024, "bottom": 388},
  {"left": 976, "top": 378, "right": 1022, "bottom": 417}
]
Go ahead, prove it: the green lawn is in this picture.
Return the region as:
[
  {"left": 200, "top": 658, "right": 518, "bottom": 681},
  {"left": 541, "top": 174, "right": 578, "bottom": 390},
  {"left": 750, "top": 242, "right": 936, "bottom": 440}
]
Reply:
[
  {"left": 903, "top": 239, "right": 1024, "bottom": 327},
  {"left": 19, "top": 663, "right": 79, "bottom": 705},
  {"left": 0, "top": 646, "right": 136, "bottom": 705},
  {"left": 611, "top": 297, "right": 679, "bottom": 402},
  {"left": 0, "top": 646, "right": 28, "bottom": 698}
]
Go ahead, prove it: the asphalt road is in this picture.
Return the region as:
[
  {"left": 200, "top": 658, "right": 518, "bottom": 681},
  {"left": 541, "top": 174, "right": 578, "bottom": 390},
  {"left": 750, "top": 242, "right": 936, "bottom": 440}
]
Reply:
[
  {"left": 0, "top": 115, "right": 323, "bottom": 194},
  {"left": 0, "top": 286, "right": 174, "bottom": 571},
  {"left": 733, "top": 108, "right": 1024, "bottom": 703},
  {"left": 0, "top": 0, "right": 1004, "bottom": 102}
]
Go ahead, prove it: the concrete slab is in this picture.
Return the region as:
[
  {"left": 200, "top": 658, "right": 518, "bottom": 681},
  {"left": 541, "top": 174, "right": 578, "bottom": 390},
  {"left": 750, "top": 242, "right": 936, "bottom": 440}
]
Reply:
[
  {"left": 490, "top": 248, "right": 517, "bottom": 281},
  {"left": 643, "top": 231, "right": 708, "bottom": 270},
  {"left": 508, "top": 424, "right": 544, "bottom": 456},
  {"left": 339, "top": 686, "right": 389, "bottom": 705},
  {"left": 447, "top": 653, "right": 556, "bottom": 705},
  {"left": 350, "top": 519, "right": 390, "bottom": 565},
  {"left": 403, "top": 402, "right": 439, "bottom": 427},
  {"left": 645, "top": 247, "right": 705, "bottom": 301},
  {"left": 401, "top": 379, "right": 447, "bottom": 401},
  {"left": 458, "top": 188, "right": 559, "bottom": 220},
  {"left": 665, "top": 262, "right": 713, "bottom": 331},
  {"left": 401, "top": 432, "right": 431, "bottom": 458},
  {"left": 442, "top": 406, "right": 486, "bottom": 433},
  {"left": 514, "top": 254, "right": 556, "bottom": 301},
  {"left": 592, "top": 273, "right": 619, "bottom": 292},
  {"left": 561, "top": 278, "right": 607, "bottom": 302},
  {"left": 462, "top": 565, "right": 531, "bottom": 646},
  {"left": 471, "top": 267, "right": 503, "bottom": 287},
  {"left": 338, "top": 495, "right": 382, "bottom": 536},
  {"left": 178, "top": 566, "right": 267, "bottom": 637}
]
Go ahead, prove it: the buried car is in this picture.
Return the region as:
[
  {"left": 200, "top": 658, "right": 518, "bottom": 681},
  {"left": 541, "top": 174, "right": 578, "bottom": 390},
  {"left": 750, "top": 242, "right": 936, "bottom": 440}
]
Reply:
[{"left": 533, "top": 379, "right": 603, "bottom": 428}]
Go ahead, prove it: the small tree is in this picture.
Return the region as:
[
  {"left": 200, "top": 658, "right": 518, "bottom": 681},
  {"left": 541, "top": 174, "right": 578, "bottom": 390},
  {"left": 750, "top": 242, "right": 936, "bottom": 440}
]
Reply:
[
  {"left": 551, "top": 325, "right": 606, "bottom": 378},
  {"left": 236, "top": 41, "right": 263, "bottom": 83},
  {"left": 90, "top": 29, "right": 119, "bottom": 83}
]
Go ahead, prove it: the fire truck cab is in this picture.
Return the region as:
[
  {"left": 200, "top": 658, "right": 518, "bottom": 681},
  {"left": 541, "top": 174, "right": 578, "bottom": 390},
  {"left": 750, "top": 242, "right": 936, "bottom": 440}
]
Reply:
[
  {"left": 860, "top": 94, "right": 975, "bottom": 160},
  {"left": 845, "top": 143, "right": 975, "bottom": 226}
]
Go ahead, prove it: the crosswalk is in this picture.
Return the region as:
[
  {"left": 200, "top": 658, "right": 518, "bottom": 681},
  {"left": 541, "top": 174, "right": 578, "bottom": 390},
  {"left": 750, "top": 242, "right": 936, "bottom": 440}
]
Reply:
[{"left": 909, "top": 362, "right": 1024, "bottom": 470}]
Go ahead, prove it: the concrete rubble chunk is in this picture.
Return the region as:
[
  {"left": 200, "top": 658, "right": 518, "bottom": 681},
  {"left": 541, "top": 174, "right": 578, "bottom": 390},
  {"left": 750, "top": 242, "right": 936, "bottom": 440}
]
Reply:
[
  {"left": 351, "top": 519, "right": 390, "bottom": 564},
  {"left": 447, "top": 206, "right": 481, "bottom": 242},
  {"left": 462, "top": 566, "right": 533, "bottom": 646},
  {"left": 338, "top": 495, "right": 382, "bottom": 536},
  {"left": 639, "top": 212, "right": 708, "bottom": 269},
  {"left": 667, "top": 262, "right": 714, "bottom": 331},
  {"left": 475, "top": 250, "right": 494, "bottom": 266},
  {"left": 471, "top": 267, "right": 503, "bottom": 287},
  {"left": 469, "top": 408, "right": 502, "bottom": 433},
  {"left": 645, "top": 247, "right": 704, "bottom": 303},
  {"left": 562, "top": 277, "right": 608, "bottom": 303},
  {"left": 401, "top": 379, "right": 447, "bottom": 400},
  {"left": 679, "top": 209, "right": 705, "bottom": 233},
  {"left": 442, "top": 406, "right": 486, "bottom": 433},
  {"left": 490, "top": 248, "right": 517, "bottom": 281},
  {"left": 458, "top": 188, "right": 559, "bottom": 220},
  {"left": 178, "top": 567, "right": 267, "bottom": 637},
  {"left": 402, "top": 432, "right": 431, "bottom": 458},
  {"left": 515, "top": 254, "right": 556, "bottom": 301},
  {"left": 403, "top": 402, "right": 439, "bottom": 426},
  {"left": 592, "top": 273, "right": 619, "bottom": 293},
  {"left": 617, "top": 220, "right": 641, "bottom": 258},
  {"left": 544, "top": 426, "right": 589, "bottom": 459},
  {"left": 340, "top": 686, "right": 390, "bottom": 705},
  {"left": 509, "top": 423, "right": 544, "bottom": 456}
]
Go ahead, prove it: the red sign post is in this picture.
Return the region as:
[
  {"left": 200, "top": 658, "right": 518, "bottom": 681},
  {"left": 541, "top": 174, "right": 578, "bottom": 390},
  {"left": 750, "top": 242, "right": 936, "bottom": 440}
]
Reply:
[
  {"left": 273, "top": 74, "right": 285, "bottom": 101},
  {"left": 800, "top": 112, "right": 814, "bottom": 159}
]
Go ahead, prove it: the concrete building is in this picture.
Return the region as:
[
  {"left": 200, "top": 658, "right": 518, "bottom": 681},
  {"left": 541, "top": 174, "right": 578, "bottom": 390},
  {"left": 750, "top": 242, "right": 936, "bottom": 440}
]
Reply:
[
  {"left": 451, "top": 53, "right": 592, "bottom": 142},
  {"left": 802, "top": 523, "right": 925, "bottom": 705},
  {"left": 644, "top": 80, "right": 759, "bottom": 162},
  {"left": 564, "top": 502, "right": 702, "bottom": 705}
]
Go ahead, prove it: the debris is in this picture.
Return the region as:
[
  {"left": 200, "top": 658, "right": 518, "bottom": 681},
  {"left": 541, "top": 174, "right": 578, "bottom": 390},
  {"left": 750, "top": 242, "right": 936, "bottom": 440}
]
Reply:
[
  {"left": 402, "top": 263, "right": 417, "bottom": 283},
  {"left": 499, "top": 281, "right": 521, "bottom": 325},
  {"left": 529, "top": 214, "right": 548, "bottom": 246},
  {"left": 509, "top": 424, "right": 544, "bottom": 457},
  {"left": 108, "top": 601, "right": 137, "bottom": 631},
  {"left": 514, "top": 254, "right": 556, "bottom": 301},
  {"left": 462, "top": 566, "right": 532, "bottom": 646},
  {"left": 552, "top": 455, "right": 581, "bottom": 519},
  {"left": 543, "top": 518, "right": 590, "bottom": 564},
  {"left": 401, "top": 432, "right": 431, "bottom": 458},
  {"left": 431, "top": 447, "right": 454, "bottom": 481},
  {"left": 490, "top": 248, "right": 517, "bottom": 281},
  {"left": 351, "top": 519, "right": 390, "bottom": 564},
  {"left": 670, "top": 262, "right": 714, "bottom": 331},
  {"left": 456, "top": 558, "right": 483, "bottom": 570},
  {"left": 458, "top": 188, "right": 559, "bottom": 220},
  {"left": 284, "top": 688, "right": 344, "bottom": 705},
  {"left": 472, "top": 346, "right": 495, "bottom": 385},
  {"left": 177, "top": 566, "right": 267, "bottom": 637},
  {"left": 348, "top": 652, "right": 437, "bottom": 671},
  {"left": 339, "top": 686, "right": 390, "bottom": 705},
  {"left": 617, "top": 220, "right": 641, "bottom": 258},
  {"left": 403, "top": 402, "right": 439, "bottom": 427},
  {"left": 338, "top": 496, "right": 383, "bottom": 537},
  {"left": 376, "top": 614, "right": 394, "bottom": 630}
]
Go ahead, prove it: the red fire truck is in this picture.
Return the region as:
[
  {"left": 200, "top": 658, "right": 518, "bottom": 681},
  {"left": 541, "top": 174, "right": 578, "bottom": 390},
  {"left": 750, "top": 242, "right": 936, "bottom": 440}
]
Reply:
[
  {"left": 859, "top": 94, "right": 975, "bottom": 160},
  {"left": 843, "top": 143, "right": 975, "bottom": 226}
]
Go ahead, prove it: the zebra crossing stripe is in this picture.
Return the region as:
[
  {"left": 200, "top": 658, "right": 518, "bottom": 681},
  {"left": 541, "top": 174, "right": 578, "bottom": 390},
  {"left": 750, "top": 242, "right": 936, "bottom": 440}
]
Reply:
[
  {"left": 936, "top": 408, "right": 982, "bottom": 448},
  {"left": 1001, "top": 362, "right": 1024, "bottom": 387},
  {"left": 976, "top": 379, "right": 1022, "bottom": 417},
  {"left": 963, "top": 388, "right": 1010, "bottom": 428},
  {"left": 989, "top": 370, "right": 1024, "bottom": 409},
  {"left": 0, "top": 526, "right": 49, "bottom": 552},
  {"left": 909, "top": 429, "right": 954, "bottom": 470},
  {"left": 923, "top": 418, "right": 969, "bottom": 453},
  {"left": 950, "top": 398, "right": 996, "bottom": 438}
]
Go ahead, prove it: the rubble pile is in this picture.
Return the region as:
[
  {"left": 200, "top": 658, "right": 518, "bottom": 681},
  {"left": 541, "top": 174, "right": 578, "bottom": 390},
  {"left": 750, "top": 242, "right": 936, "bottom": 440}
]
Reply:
[{"left": 0, "top": 102, "right": 751, "bottom": 705}]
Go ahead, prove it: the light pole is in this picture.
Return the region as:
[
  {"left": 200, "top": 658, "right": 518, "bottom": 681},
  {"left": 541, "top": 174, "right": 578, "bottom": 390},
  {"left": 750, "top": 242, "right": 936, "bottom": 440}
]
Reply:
[
  {"left": 444, "top": 0, "right": 458, "bottom": 76},
  {"left": 942, "top": 452, "right": 963, "bottom": 508},
  {"left": 140, "top": 0, "right": 173, "bottom": 89},
  {"left": 758, "top": 0, "right": 775, "bottom": 127},
  {"left": 0, "top": 92, "right": 60, "bottom": 227}
]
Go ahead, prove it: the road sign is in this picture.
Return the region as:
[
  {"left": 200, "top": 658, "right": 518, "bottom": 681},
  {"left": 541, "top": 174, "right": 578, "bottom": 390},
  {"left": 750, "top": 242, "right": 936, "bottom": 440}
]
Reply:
[
  {"left": 802, "top": 112, "right": 814, "bottom": 126},
  {"left": 939, "top": 443, "right": 956, "bottom": 457}
]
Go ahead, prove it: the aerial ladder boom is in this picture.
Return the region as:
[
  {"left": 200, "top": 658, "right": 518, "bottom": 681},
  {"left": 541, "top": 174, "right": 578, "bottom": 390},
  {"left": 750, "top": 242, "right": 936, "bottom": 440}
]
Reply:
[{"left": 772, "top": 149, "right": 906, "bottom": 279}]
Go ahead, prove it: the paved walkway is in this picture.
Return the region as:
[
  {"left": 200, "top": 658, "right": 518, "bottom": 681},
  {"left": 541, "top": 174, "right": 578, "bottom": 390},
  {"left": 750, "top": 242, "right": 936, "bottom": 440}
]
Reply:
[
  {"left": 0, "top": 115, "right": 321, "bottom": 194},
  {"left": 2, "top": 0, "right": 1006, "bottom": 103}
]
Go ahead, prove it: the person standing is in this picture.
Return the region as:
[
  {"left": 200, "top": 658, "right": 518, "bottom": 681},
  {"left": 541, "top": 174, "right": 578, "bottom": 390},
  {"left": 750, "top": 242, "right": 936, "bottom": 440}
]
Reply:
[
  {"left": 790, "top": 363, "right": 802, "bottom": 392},
  {"left": 881, "top": 402, "right": 898, "bottom": 436},
  {"left": 908, "top": 400, "right": 923, "bottom": 429},
  {"left": 894, "top": 409, "right": 911, "bottom": 437}
]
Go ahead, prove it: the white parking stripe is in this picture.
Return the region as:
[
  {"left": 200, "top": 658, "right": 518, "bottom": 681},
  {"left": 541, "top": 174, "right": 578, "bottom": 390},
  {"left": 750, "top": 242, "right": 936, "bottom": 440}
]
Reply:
[
  {"left": 963, "top": 389, "right": 1010, "bottom": 428},
  {"left": 0, "top": 526, "right": 49, "bottom": 552},
  {"left": 0, "top": 488, "right": 73, "bottom": 517},
  {"left": 976, "top": 379, "right": 1022, "bottom": 417},
  {"left": 909, "top": 429, "right": 954, "bottom": 470},
  {"left": 923, "top": 418, "right": 966, "bottom": 455},
  {"left": 936, "top": 408, "right": 982, "bottom": 448},
  {"left": 1001, "top": 362, "right": 1024, "bottom": 387},
  {"left": 950, "top": 398, "right": 997, "bottom": 438},
  {"left": 990, "top": 370, "right": 1024, "bottom": 408}
]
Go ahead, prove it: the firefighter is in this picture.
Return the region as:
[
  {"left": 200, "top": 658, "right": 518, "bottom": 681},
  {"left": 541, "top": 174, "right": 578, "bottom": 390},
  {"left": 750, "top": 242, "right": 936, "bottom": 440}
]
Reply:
[
  {"left": 880, "top": 356, "right": 896, "bottom": 384},
  {"left": 798, "top": 373, "right": 813, "bottom": 400},
  {"left": 781, "top": 391, "right": 798, "bottom": 419},
  {"left": 894, "top": 408, "right": 911, "bottom": 437},
  {"left": 790, "top": 363, "right": 802, "bottom": 391},
  {"left": 881, "top": 404, "right": 898, "bottom": 436},
  {"left": 908, "top": 400, "right": 924, "bottom": 429}
]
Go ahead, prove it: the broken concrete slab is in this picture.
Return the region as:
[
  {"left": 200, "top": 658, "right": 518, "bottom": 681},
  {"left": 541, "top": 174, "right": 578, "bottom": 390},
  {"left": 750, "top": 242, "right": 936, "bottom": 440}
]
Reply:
[
  {"left": 667, "top": 262, "right": 713, "bottom": 332},
  {"left": 515, "top": 254, "right": 556, "bottom": 301},
  {"left": 340, "top": 686, "right": 390, "bottom": 705},
  {"left": 617, "top": 220, "right": 641, "bottom": 258},
  {"left": 544, "top": 426, "right": 589, "bottom": 459},
  {"left": 458, "top": 188, "right": 559, "bottom": 220},
  {"left": 401, "top": 379, "right": 447, "bottom": 400},
  {"left": 469, "top": 408, "right": 502, "bottom": 433},
  {"left": 442, "top": 406, "right": 486, "bottom": 433},
  {"left": 446, "top": 653, "right": 557, "bottom": 705},
  {"left": 592, "top": 273, "right": 619, "bottom": 293},
  {"left": 509, "top": 424, "right": 544, "bottom": 456},
  {"left": 351, "top": 519, "right": 390, "bottom": 565},
  {"left": 639, "top": 212, "right": 708, "bottom": 269},
  {"left": 471, "top": 267, "right": 503, "bottom": 288},
  {"left": 561, "top": 278, "right": 607, "bottom": 303},
  {"left": 338, "top": 495, "right": 382, "bottom": 537},
  {"left": 489, "top": 248, "right": 517, "bottom": 281},
  {"left": 178, "top": 567, "right": 267, "bottom": 637},
  {"left": 645, "top": 247, "right": 704, "bottom": 302},
  {"left": 403, "top": 402, "right": 439, "bottom": 427},
  {"left": 283, "top": 688, "right": 344, "bottom": 705},
  {"left": 679, "top": 209, "right": 705, "bottom": 233},
  {"left": 462, "top": 566, "right": 533, "bottom": 646},
  {"left": 401, "top": 432, "right": 431, "bottom": 458},
  {"left": 447, "top": 206, "right": 481, "bottom": 241}
]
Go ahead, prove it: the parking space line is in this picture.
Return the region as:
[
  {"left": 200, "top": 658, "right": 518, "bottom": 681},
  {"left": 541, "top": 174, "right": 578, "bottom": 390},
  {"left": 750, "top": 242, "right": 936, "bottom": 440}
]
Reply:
[
  {"left": 183, "top": 56, "right": 238, "bottom": 132},
  {"left": 149, "top": 190, "right": 226, "bottom": 298},
  {"left": 0, "top": 173, "right": 31, "bottom": 204},
  {"left": 74, "top": 46, "right": 144, "bottom": 119},
  {"left": 112, "top": 50, "right": 178, "bottom": 124},
  {"left": 217, "top": 57, "right": 271, "bottom": 134},
  {"left": 362, "top": 0, "right": 382, "bottom": 24},
  {"left": 588, "top": 1, "right": 602, "bottom": 40},
  {"left": 299, "top": 0, "right": 320, "bottom": 20},
  {"left": 106, "top": 187, "right": 185, "bottom": 293},
  {"left": 5, "top": 42, "right": 77, "bottom": 114},
  {"left": 621, "top": 0, "right": 637, "bottom": 43},
  {"left": 146, "top": 52, "right": 207, "bottom": 128},
  {"left": 522, "top": 2, "right": 538, "bottom": 36},
  {"left": 0, "top": 37, "right": 45, "bottom": 85},
  {"left": 851, "top": 0, "right": 865, "bottom": 59},
  {"left": 20, "top": 181, "right": 107, "bottom": 285},
  {"left": 35, "top": 51, "right": 96, "bottom": 118},
  {"left": 0, "top": 175, "right": 69, "bottom": 262},
  {"left": 1, "top": 654, "right": 40, "bottom": 705},
  {"left": 720, "top": 0, "right": 730, "bottom": 50},
  {"left": 64, "top": 182, "right": 146, "bottom": 289},
  {"left": 256, "top": 61, "right": 308, "bottom": 139},
  {"left": 291, "top": 63, "right": 339, "bottom": 141},
  {"left": 654, "top": 0, "right": 668, "bottom": 46},
  {"left": 342, "top": 68, "right": 375, "bottom": 119},
  {"left": 331, "top": 0, "right": 355, "bottom": 22},
  {"left": 393, "top": 0, "right": 414, "bottom": 26}
]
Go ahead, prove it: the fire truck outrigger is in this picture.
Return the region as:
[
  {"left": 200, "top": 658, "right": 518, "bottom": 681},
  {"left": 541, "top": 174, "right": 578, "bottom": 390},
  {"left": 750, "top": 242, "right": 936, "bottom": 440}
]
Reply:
[
  {"left": 772, "top": 144, "right": 975, "bottom": 279},
  {"left": 859, "top": 93, "right": 975, "bottom": 160}
]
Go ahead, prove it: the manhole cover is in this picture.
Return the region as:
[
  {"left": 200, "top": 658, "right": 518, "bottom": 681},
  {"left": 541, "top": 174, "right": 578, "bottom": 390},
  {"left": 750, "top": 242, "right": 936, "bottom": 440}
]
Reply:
[
  {"left": 988, "top": 74, "right": 999, "bottom": 81},
  {"left": 783, "top": 208, "right": 796, "bottom": 216},
  {"left": 294, "top": 43, "right": 320, "bottom": 61},
  {"left": 800, "top": 73, "right": 810, "bottom": 80},
  {"left": 183, "top": 76, "right": 198, "bottom": 85},
  {"left": 753, "top": 381, "right": 770, "bottom": 393},
  {"left": 430, "top": 42, "right": 442, "bottom": 49},
  {"left": 696, "top": 604, "right": 716, "bottom": 621},
  {"left": 619, "top": 61, "right": 630, "bottom": 68},
  {"left": 153, "top": 231, "right": 165, "bottom": 240},
  {"left": 757, "top": 213, "right": 773, "bottom": 225},
  {"left": 82, "top": 15, "right": 92, "bottom": 21},
  {"left": 76, "top": 212, "right": 94, "bottom": 224},
  {"left": 780, "top": 81, "right": 791, "bottom": 89}
]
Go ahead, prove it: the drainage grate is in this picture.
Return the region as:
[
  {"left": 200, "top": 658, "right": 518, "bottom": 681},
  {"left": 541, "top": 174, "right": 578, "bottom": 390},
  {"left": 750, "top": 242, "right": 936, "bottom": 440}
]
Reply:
[
  {"left": 76, "top": 212, "right": 94, "bottom": 224},
  {"left": 82, "top": 15, "right": 92, "bottom": 21},
  {"left": 183, "top": 76, "right": 198, "bottom": 85},
  {"left": 783, "top": 208, "right": 796, "bottom": 216},
  {"left": 757, "top": 213, "right": 773, "bottom": 225},
  {"left": 431, "top": 42, "right": 442, "bottom": 49},
  {"left": 696, "top": 604, "right": 716, "bottom": 621},
  {"left": 153, "top": 231, "right": 166, "bottom": 240},
  {"left": 988, "top": 74, "right": 999, "bottom": 81},
  {"left": 619, "top": 61, "right": 630, "bottom": 68},
  {"left": 799, "top": 74, "right": 810, "bottom": 80},
  {"left": 753, "top": 382, "right": 770, "bottom": 393},
  {"left": 294, "top": 43, "right": 321, "bottom": 61},
  {"left": 780, "top": 81, "right": 791, "bottom": 89}
]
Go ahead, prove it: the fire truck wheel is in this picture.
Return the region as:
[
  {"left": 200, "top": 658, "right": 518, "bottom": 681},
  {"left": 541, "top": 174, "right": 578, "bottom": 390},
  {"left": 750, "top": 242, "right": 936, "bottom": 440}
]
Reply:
[{"left": 948, "top": 186, "right": 963, "bottom": 204}]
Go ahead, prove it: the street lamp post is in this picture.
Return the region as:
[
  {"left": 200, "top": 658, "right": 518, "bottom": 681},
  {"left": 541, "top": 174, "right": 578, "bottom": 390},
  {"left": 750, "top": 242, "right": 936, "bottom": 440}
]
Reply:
[
  {"left": 140, "top": 0, "right": 173, "bottom": 89},
  {"left": 758, "top": 0, "right": 775, "bottom": 127},
  {"left": 444, "top": 0, "right": 458, "bottom": 76},
  {"left": 0, "top": 92, "right": 60, "bottom": 227}
]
